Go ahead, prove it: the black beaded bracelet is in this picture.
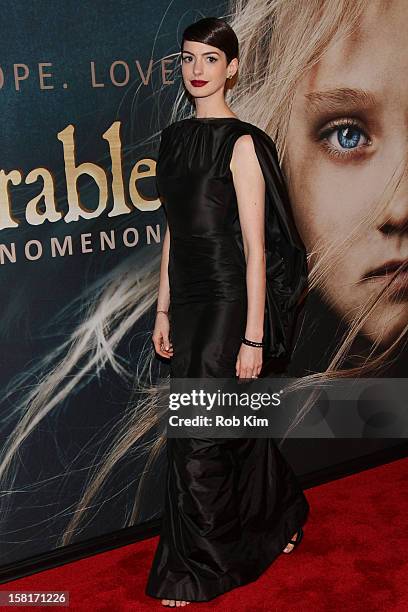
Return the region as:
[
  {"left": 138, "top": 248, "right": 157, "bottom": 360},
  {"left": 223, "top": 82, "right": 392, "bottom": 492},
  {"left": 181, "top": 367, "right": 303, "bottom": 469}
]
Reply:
[{"left": 241, "top": 336, "right": 265, "bottom": 348}]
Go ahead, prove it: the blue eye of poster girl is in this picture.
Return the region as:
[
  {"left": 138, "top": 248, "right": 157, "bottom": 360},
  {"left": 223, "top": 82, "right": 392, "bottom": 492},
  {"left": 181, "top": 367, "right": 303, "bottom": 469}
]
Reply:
[{"left": 336, "top": 126, "right": 362, "bottom": 149}]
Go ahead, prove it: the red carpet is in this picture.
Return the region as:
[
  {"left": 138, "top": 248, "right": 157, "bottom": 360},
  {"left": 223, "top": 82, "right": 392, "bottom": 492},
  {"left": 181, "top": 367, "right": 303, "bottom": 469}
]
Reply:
[{"left": 2, "top": 457, "right": 408, "bottom": 611}]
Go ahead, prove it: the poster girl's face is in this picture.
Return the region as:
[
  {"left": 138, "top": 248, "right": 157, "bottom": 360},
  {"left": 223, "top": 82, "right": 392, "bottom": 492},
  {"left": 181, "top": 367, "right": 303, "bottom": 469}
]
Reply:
[{"left": 286, "top": 0, "right": 408, "bottom": 346}]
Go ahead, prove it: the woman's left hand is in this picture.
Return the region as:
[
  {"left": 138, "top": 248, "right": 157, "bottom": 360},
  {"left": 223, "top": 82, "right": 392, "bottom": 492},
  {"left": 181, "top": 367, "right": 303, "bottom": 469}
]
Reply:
[{"left": 236, "top": 344, "right": 263, "bottom": 379}]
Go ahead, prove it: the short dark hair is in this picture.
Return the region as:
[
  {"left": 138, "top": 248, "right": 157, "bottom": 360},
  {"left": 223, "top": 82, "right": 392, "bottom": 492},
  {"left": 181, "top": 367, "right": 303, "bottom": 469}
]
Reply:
[{"left": 181, "top": 17, "right": 239, "bottom": 65}]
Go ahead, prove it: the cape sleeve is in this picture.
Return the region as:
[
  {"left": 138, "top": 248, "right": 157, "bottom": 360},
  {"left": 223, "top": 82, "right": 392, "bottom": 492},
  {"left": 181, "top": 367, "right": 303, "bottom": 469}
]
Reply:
[{"left": 237, "top": 125, "right": 309, "bottom": 369}]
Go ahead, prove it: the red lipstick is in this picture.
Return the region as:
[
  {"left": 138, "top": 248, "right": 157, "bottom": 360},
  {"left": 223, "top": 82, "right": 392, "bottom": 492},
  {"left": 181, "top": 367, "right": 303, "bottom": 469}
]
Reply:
[{"left": 191, "top": 80, "right": 208, "bottom": 87}]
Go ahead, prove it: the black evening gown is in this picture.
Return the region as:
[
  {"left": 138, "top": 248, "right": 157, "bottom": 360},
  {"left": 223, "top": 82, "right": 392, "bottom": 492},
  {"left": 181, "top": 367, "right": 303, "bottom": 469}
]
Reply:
[{"left": 145, "top": 117, "right": 310, "bottom": 602}]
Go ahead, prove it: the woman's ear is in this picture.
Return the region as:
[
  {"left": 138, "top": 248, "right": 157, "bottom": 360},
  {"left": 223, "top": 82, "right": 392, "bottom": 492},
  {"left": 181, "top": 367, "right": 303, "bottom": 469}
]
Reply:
[{"left": 228, "top": 58, "right": 239, "bottom": 79}]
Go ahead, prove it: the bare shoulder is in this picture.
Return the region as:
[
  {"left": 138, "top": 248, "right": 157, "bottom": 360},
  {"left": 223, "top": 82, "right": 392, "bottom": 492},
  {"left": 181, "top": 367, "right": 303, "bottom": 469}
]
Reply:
[
  {"left": 232, "top": 133, "right": 256, "bottom": 153},
  {"left": 230, "top": 133, "right": 259, "bottom": 173}
]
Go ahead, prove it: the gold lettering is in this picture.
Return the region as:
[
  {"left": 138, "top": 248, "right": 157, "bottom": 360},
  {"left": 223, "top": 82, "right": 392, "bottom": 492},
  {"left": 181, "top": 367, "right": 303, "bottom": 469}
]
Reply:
[
  {"left": 0, "top": 170, "right": 22, "bottom": 229},
  {"left": 123, "top": 227, "right": 138, "bottom": 247},
  {"left": 136, "top": 59, "right": 153, "bottom": 85},
  {"left": 129, "top": 158, "right": 161, "bottom": 211},
  {"left": 38, "top": 63, "right": 54, "bottom": 90},
  {"left": 25, "top": 168, "right": 62, "bottom": 225},
  {"left": 0, "top": 243, "right": 16, "bottom": 264},
  {"left": 146, "top": 224, "right": 161, "bottom": 244},
  {"left": 57, "top": 124, "right": 108, "bottom": 222},
  {"left": 110, "top": 61, "right": 130, "bottom": 87},
  {"left": 51, "top": 235, "right": 73, "bottom": 257},
  {"left": 162, "top": 59, "right": 175, "bottom": 84},
  {"left": 0, "top": 120, "right": 162, "bottom": 231},
  {"left": 14, "top": 64, "right": 29, "bottom": 91},
  {"left": 81, "top": 233, "right": 93, "bottom": 253},
  {"left": 90, "top": 61, "right": 104, "bottom": 88},
  {"left": 100, "top": 230, "right": 116, "bottom": 250},
  {"left": 103, "top": 121, "right": 132, "bottom": 217},
  {"left": 25, "top": 239, "right": 42, "bottom": 260}
]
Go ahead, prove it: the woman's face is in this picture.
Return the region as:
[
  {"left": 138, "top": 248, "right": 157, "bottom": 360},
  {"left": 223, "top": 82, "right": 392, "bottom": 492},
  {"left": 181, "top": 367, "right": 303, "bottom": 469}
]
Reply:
[
  {"left": 181, "top": 40, "right": 233, "bottom": 98},
  {"left": 286, "top": 0, "right": 408, "bottom": 346}
]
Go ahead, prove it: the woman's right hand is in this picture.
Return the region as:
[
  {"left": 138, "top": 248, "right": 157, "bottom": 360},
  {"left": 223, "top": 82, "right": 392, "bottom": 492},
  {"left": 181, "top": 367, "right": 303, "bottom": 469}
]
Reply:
[{"left": 152, "top": 312, "right": 173, "bottom": 358}]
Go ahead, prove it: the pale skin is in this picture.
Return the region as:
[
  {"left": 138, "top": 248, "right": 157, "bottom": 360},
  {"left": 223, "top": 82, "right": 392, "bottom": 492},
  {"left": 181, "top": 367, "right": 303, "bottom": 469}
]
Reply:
[
  {"left": 152, "top": 40, "right": 298, "bottom": 607},
  {"left": 285, "top": 0, "right": 408, "bottom": 347}
]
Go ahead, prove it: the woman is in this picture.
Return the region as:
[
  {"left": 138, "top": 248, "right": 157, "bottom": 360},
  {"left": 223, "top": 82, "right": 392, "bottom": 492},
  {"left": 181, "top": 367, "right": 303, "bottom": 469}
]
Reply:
[
  {"left": 0, "top": 0, "right": 405, "bottom": 577},
  {"left": 147, "top": 17, "right": 310, "bottom": 607}
]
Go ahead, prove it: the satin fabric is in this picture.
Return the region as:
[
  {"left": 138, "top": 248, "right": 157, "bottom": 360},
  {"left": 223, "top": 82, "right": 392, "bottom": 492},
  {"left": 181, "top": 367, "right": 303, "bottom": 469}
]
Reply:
[
  {"left": 146, "top": 437, "right": 309, "bottom": 602},
  {"left": 157, "top": 117, "right": 308, "bottom": 371},
  {"left": 145, "top": 118, "right": 310, "bottom": 602}
]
